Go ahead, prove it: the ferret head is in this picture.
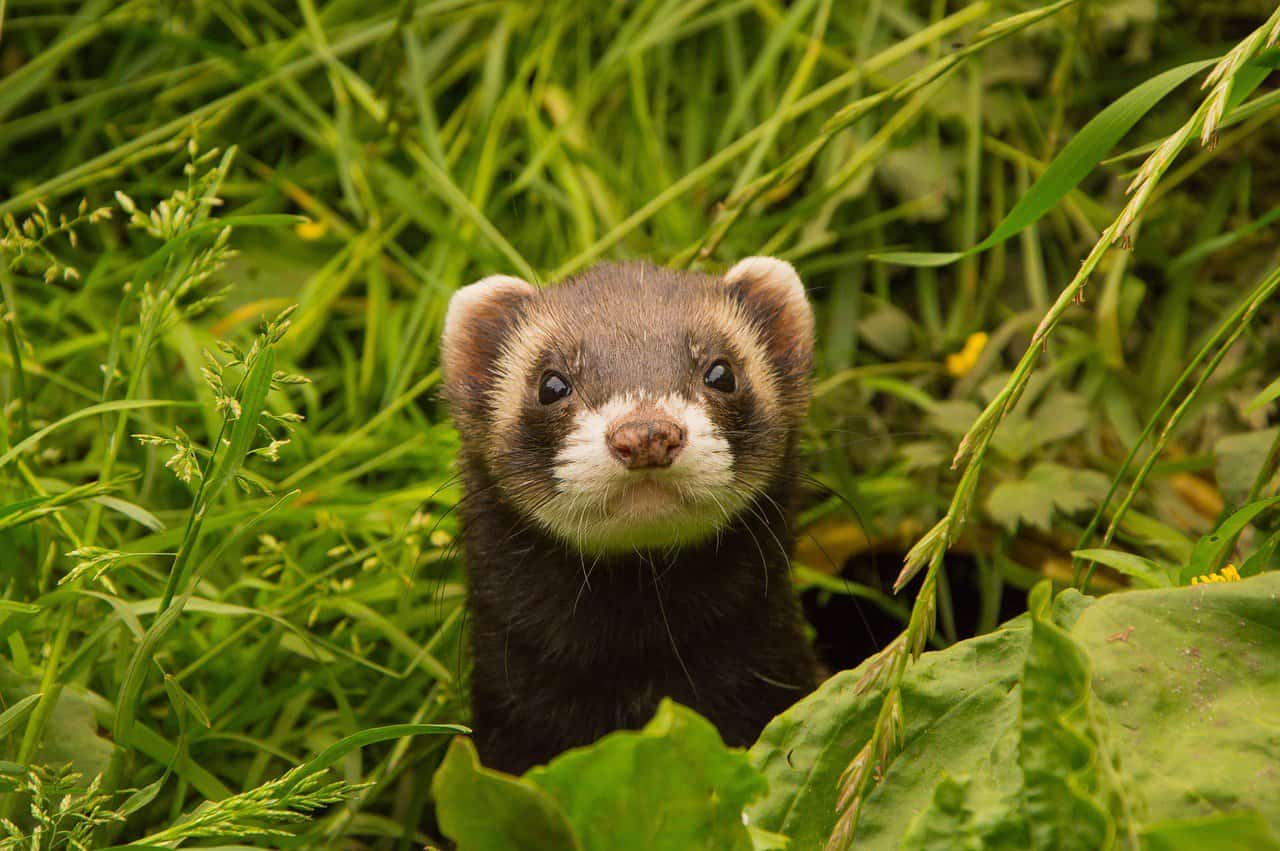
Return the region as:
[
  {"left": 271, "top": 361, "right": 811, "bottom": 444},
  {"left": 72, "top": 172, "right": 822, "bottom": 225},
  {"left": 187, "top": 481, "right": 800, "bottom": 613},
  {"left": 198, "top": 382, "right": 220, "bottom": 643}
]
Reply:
[{"left": 441, "top": 258, "right": 813, "bottom": 554}]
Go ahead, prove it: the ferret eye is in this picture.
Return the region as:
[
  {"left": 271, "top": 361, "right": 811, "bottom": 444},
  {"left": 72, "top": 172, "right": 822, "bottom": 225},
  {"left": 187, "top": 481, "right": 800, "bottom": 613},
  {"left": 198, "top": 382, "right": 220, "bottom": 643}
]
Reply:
[
  {"left": 703, "top": 360, "right": 736, "bottom": 393},
  {"left": 538, "top": 371, "right": 572, "bottom": 404}
]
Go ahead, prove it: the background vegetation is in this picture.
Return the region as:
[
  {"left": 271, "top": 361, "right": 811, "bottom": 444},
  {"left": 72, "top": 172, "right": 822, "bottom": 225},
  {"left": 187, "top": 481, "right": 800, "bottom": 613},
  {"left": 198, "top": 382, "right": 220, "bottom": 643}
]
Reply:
[{"left": 1, "top": 0, "right": 1279, "bottom": 847}]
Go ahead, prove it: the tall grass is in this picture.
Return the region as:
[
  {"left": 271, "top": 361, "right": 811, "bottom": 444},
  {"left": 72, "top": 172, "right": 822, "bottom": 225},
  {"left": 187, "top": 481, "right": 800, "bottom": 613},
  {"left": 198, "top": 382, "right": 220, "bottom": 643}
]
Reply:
[{"left": 2, "top": 1, "right": 1279, "bottom": 846}]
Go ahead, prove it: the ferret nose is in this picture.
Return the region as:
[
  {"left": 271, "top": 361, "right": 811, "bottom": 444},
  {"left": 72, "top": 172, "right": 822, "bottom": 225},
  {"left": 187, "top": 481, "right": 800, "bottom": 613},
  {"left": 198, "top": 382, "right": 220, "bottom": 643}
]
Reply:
[{"left": 606, "top": 418, "right": 686, "bottom": 469}]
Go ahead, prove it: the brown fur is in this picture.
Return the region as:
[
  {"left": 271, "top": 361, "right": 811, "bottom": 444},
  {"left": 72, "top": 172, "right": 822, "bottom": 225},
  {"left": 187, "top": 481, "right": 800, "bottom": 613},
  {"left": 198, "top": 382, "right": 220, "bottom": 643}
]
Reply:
[{"left": 440, "top": 258, "right": 820, "bottom": 773}]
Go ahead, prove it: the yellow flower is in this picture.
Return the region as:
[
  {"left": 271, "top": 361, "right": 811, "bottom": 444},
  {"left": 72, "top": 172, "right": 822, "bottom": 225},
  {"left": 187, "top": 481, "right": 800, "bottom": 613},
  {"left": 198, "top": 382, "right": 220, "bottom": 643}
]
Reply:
[
  {"left": 1190, "top": 563, "right": 1241, "bottom": 585},
  {"left": 946, "top": 332, "right": 989, "bottom": 378},
  {"left": 294, "top": 219, "right": 327, "bottom": 241}
]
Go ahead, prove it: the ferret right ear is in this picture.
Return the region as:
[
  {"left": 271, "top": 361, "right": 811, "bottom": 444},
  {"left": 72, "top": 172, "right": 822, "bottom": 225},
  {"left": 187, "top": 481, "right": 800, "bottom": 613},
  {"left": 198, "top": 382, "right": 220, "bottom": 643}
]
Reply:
[
  {"left": 441, "top": 275, "right": 537, "bottom": 395},
  {"left": 723, "top": 256, "right": 814, "bottom": 378}
]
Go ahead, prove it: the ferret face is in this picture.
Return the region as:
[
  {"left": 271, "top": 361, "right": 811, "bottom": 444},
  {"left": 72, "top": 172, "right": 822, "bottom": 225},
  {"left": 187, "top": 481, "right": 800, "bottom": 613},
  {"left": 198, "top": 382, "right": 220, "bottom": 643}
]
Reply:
[{"left": 441, "top": 258, "right": 814, "bottom": 554}]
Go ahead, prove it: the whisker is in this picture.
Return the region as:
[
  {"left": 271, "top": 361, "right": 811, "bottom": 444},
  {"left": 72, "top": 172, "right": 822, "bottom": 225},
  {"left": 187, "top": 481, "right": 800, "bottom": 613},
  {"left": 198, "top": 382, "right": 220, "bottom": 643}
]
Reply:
[{"left": 648, "top": 556, "right": 698, "bottom": 700}]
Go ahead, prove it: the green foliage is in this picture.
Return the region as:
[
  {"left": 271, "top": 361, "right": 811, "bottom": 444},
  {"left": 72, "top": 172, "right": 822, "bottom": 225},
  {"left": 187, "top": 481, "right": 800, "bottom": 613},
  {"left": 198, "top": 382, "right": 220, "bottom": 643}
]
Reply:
[
  {"left": 986, "top": 461, "right": 1110, "bottom": 532},
  {"left": 750, "top": 574, "right": 1280, "bottom": 849},
  {"left": 1018, "top": 582, "right": 1119, "bottom": 850},
  {"left": 434, "top": 739, "right": 583, "bottom": 851},
  {"left": 2, "top": 0, "right": 1280, "bottom": 846},
  {"left": 435, "top": 701, "right": 772, "bottom": 851},
  {"left": 872, "top": 56, "right": 1219, "bottom": 267},
  {"left": 1139, "top": 812, "right": 1280, "bottom": 851}
]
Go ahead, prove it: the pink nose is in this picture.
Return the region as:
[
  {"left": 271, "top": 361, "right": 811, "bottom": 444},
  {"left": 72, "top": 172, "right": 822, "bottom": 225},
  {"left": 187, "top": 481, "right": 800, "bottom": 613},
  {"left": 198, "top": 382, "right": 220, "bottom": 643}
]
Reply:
[{"left": 606, "top": 418, "right": 686, "bottom": 469}]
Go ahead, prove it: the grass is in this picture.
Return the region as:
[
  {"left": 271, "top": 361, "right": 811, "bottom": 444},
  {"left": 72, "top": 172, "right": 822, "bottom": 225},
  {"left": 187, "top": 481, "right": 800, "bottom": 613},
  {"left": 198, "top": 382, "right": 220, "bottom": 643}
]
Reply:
[{"left": 2, "top": 1, "right": 1280, "bottom": 847}]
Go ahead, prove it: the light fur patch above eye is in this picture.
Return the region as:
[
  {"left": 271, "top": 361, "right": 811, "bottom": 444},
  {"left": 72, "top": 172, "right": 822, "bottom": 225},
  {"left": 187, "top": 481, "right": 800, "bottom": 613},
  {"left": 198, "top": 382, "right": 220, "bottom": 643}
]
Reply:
[
  {"left": 705, "top": 299, "right": 783, "bottom": 421},
  {"left": 486, "top": 317, "right": 553, "bottom": 458}
]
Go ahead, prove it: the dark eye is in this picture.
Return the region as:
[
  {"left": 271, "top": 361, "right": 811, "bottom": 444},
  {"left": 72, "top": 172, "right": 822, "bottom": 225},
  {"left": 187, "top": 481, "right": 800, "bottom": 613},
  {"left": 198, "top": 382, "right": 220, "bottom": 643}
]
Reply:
[
  {"left": 703, "top": 360, "right": 736, "bottom": 393},
  {"left": 538, "top": 371, "right": 572, "bottom": 405}
]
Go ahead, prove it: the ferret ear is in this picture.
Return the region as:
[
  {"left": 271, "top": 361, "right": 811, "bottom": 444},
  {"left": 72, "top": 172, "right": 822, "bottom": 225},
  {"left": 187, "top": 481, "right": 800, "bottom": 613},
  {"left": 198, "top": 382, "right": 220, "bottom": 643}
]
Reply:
[
  {"left": 723, "top": 256, "right": 814, "bottom": 376},
  {"left": 441, "top": 275, "right": 537, "bottom": 395}
]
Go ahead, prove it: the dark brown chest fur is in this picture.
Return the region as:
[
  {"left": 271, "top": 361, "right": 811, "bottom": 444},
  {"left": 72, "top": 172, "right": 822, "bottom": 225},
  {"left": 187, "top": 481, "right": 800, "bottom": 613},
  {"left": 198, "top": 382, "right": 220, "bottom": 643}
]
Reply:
[{"left": 458, "top": 452, "right": 820, "bottom": 774}]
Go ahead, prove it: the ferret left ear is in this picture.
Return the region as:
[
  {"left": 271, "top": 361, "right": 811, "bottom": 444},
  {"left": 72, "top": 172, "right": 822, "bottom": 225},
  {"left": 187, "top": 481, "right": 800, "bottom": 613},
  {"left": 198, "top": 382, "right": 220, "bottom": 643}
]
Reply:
[
  {"left": 441, "top": 274, "right": 537, "bottom": 412},
  {"left": 724, "top": 256, "right": 814, "bottom": 376}
]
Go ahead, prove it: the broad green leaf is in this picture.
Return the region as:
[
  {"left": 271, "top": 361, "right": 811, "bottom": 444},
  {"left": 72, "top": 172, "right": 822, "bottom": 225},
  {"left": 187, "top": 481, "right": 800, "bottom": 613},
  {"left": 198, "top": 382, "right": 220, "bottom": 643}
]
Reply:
[
  {"left": 856, "top": 304, "right": 916, "bottom": 359},
  {"left": 1140, "top": 811, "right": 1280, "bottom": 851},
  {"left": 1025, "top": 393, "right": 1092, "bottom": 450},
  {"left": 0, "top": 660, "right": 115, "bottom": 780},
  {"left": 873, "top": 58, "right": 1217, "bottom": 267},
  {"left": 901, "top": 775, "right": 984, "bottom": 851},
  {"left": 989, "top": 393, "right": 1093, "bottom": 460},
  {"left": 901, "top": 773, "right": 1028, "bottom": 851},
  {"left": 434, "top": 702, "right": 764, "bottom": 851},
  {"left": 986, "top": 463, "right": 1109, "bottom": 532},
  {"left": 928, "top": 400, "right": 981, "bottom": 437},
  {"left": 987, "top": 478, "right": 1056, "bottom": 532},
  {"left": 433, "top": 737, "right": 584, "bottom": 851},
  {"left": 1019, "top": 582, "right": 1116, "bottom": 850},
  {"left": 526, "top": 700, "right": 765, "bottom": 851},
  {"left": 1075, "top": 573, "right": 1280, "bottom": 832},
  {"left": 748, "top": 619, "right": 1035, "bottom": 849},
  {"left": 751, "top": 574, "right": 1280, "bottom": 846}
]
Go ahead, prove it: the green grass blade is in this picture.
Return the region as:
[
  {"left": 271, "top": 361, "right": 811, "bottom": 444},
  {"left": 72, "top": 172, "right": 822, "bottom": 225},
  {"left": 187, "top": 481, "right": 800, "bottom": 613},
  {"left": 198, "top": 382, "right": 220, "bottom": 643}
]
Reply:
[{"left": 0, "top": 400, "right": 196, "bottom": 471}]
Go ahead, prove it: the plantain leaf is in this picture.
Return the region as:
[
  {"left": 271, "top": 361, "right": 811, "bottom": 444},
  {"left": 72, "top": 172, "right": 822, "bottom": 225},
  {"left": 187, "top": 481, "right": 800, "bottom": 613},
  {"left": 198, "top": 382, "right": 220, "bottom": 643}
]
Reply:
[
  {"left": 1018, "top": 582, "right": 1116, "bottom": 851},
  {"left": 1140, "top": 811, "right": 1280, "bottom": 850},
  {"left": 748, "top": 616, "right": 1039, "bottom": 849},
  {"left": 901, "top": 774, "right": 1026, "bottom": 851},
  {"left": 435, "top": 701, "right": 763, "bottom": 851},
  {"left": 0, "top": 660, "right": 116, "bottom": 780},
  {"left": 434, "top": 736, "right": 582, "bottom": 851},
  {"left": 525, "top": 700, "right": 765, "bottom": 851},
  {"left": 753, "top": 573, "right": 1280, "bottom": 846},
  {"left": 1077, "top": 574, "right": 1280, "bottom": 830}
]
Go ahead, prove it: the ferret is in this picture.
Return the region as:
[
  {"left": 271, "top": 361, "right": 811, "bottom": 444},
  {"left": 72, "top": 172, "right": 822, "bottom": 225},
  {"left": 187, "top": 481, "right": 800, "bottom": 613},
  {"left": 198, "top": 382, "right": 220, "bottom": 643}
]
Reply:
[{"left": 440, "top": 257, "right": 820, "bottom": 774}]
